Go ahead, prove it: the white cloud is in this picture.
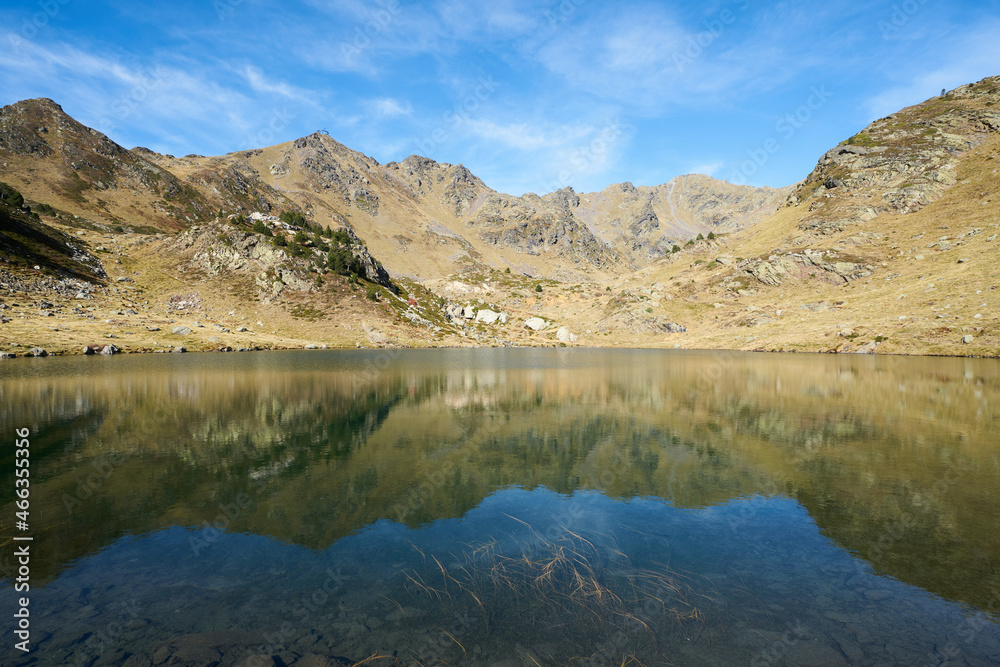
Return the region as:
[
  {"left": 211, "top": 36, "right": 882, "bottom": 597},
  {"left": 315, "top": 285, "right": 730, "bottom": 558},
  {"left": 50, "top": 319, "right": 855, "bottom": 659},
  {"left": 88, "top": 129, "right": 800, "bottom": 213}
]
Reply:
[
  {"left": 240, "top": 66, "right": 304, "bottom": 100},
  {"left": 371, "top": 97, "right": 413, "bottom": 117},
  {"left": 463, "top": 118, "right": 592, "bottom": 150},
  {"left": 688, "top": 162, "right": 723, "bottom": 178}
]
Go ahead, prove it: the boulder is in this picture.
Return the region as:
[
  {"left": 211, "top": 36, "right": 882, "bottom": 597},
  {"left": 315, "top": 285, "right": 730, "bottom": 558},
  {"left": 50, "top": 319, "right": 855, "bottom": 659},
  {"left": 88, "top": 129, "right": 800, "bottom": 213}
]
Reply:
[
  {"left": 28, "top": 347, "right": 47, "bottom": 357},
  {"left": 476, "top": 309, "right": 501, "bottom": 324},
  {"left": 499, "top": 312, "right": 510, "bottom": 324},
  {"left": 100, "top": 344, "right": 120, "bottom": 355},
  {"left": 462, "top": 305, "right": 476, "bottom": 319},
  {"left": 556, "top": 326, "right": 578, "bottom": 343},
  {"left": 0, "top": 351, "right": 16, "bottom": 359},
  {"left": 524, "top": 317, "right": 547, "bottom": 331},
  {"left": 172, "top": 346, "right": 187, "bottom": 353},
  {"left": 962, "top": 335, "right": 974, "bottom": 344},
  {"left": 662, "top": 322, "right": 687, "bottom": 333},
  {"left": 171, "top": 326, "right": 192, "bottom": 335},
  {"left": 304, "top": 343, "right": 319, "bottom": 349}
]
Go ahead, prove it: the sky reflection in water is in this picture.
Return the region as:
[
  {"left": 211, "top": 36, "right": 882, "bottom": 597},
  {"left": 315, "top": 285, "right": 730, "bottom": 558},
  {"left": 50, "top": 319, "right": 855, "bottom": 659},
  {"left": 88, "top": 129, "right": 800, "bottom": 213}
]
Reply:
[{"left": 1, "top": 349, "right": 999, "bottom": 665}]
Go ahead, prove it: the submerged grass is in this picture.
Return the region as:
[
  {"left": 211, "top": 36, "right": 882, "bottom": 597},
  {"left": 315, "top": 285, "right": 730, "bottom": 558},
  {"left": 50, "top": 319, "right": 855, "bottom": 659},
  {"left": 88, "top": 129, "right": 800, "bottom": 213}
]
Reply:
[{"left": 400, "top": 517, "right": 707, "bottom": 664}]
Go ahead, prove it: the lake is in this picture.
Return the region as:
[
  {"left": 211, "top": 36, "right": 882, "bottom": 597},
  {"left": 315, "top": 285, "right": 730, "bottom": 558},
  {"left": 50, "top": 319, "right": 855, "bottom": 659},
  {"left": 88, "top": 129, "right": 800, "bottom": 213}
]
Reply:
[{"left": 1, "top": 348, "right": 999, "bottom": 666}]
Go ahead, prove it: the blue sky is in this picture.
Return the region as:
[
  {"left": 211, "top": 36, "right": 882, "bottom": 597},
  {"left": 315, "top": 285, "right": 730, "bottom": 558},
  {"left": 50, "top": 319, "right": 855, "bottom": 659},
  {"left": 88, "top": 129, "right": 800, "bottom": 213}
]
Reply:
[{"left": 1, "top": 1, "right": 999, "bottom": 196}]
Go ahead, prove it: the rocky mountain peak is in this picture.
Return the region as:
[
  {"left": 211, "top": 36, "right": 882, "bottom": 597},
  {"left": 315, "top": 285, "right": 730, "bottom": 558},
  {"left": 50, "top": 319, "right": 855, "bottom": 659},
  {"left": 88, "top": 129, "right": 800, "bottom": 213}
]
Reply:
[{"left": 790, "top": 76, "right": 1000, "bottom": 234}]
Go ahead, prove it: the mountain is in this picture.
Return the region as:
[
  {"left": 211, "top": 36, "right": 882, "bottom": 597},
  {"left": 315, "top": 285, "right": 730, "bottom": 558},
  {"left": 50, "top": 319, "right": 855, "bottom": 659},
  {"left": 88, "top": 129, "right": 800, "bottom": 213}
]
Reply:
[
  {"left": 0, "top": 76, "right": 998, "bottom": 356},
  {"left": 637, "top": 75, "right": 1000, "bottom": 356},
  {"left": 0, "top": 98, "right": 787, "bottom": 281}
]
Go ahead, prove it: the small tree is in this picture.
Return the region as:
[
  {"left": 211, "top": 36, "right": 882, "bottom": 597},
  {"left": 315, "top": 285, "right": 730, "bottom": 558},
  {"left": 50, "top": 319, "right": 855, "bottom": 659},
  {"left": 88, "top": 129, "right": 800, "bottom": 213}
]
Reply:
[
  {"left": 366, "top": 284, "right": 380, "bottom": 301},
  {"left": 279, "top": 210, "right": 307, "bottom": 227},
  {"left": 685, "top": 239, "right": 695, "bottom": 247},
  {"left": 252, "top": 220, "right": 273, "bottom": 236},
  {"left": 534, "top": 284, "right": 543, "bottom": 293},
  {"left": 707, "top": 231, "right": 715, "bottom": 240},
  {"left": 696, "top": 233, "right": 704, "bottom": 241},
  {"left": 671, "top": 245, "right": 681, "bottom": 253},
  {"left": 505, "top": 267, "right": 511, "bottom": 274},
  {"left": 272, "top": 234, "right": 288, "bottom": 247}
]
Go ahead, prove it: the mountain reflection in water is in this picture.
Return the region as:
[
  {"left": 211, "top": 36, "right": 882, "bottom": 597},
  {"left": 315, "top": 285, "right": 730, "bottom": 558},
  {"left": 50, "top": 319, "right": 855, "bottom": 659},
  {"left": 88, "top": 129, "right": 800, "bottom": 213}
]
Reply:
[{"left": 1, "top": 349, "right": 999, "bottom": 665}]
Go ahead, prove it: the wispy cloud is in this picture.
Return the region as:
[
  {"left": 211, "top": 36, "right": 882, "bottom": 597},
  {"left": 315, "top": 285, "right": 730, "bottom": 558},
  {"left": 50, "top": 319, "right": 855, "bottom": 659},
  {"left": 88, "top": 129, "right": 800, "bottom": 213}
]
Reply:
[
  {"left": 863, "top": 19, "right": 1000, "bottom": 119},
  {"left": 370, "top": 97, "right": 413, "bottom": 117}
]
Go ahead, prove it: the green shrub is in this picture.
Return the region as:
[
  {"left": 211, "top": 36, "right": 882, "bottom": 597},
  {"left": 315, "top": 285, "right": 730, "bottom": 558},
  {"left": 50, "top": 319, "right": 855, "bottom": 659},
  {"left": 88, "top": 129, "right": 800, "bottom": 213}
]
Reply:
[
  {"left": 534, "top": 284, "right": 542, "bottom": 293},
  {"left": 707, "top": 232, "right": 715, "bottom": 240},
  {"left": 671, "top": 245, "right": 681, "bottom": 253},
  {"left": 696, "top": 233, "right": 704, "bottom": 240},
  {"left": 0, "top": 182, "right": 24, "bottom": 209},
  {"left": 685, "top": 239, "right": 695, "bottom": 246},
  {"left": 366, "top": 284, "right": 379, "bottom": 301},
  {"left": 272, "top": 234, "right": 288, "bottom": 247},
  {"left": 34, "top": 203, "right": 55, "bottom": 216},
  {"left": 252, "top": 220, "right": 273, "bottom": 236},
  {"left": 279, "top": 210, "right": 307, "bottom": 227}
]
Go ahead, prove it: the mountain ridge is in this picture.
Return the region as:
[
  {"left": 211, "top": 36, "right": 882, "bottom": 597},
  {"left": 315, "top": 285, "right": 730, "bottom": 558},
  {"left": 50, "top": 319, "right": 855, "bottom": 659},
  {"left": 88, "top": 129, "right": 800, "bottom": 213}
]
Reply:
[{"left": 0, "top": 76, "right": 998, "bottom": 357}]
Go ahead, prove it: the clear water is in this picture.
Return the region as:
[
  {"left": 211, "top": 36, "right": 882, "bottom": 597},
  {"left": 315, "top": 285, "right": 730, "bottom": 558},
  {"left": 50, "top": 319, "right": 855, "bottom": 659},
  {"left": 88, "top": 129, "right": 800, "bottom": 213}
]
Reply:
[{"left": 1, "top": 348, "right": 999, "bottom": 666}]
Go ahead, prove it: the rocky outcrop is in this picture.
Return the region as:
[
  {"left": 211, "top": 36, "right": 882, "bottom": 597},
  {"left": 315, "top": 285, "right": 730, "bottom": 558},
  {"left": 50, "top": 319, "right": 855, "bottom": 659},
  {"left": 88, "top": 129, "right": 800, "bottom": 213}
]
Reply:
[
  {"left": 294, "top": 133, "right": 381, "bottom": 214},
  {"left": 556, "top": 326, "right": 578, "bottom": 342},
  {"left": 791, "top": 76, "right": 1000, "bottom": 233},
  {"left": 473, "top": 190, "right": 620, "bottom": 269},
  {"left": 163, "top": 221, "right": 395, "bottom": 302},
  {"left": 744, "top": 249, "right": 875, "bottom": 286}
]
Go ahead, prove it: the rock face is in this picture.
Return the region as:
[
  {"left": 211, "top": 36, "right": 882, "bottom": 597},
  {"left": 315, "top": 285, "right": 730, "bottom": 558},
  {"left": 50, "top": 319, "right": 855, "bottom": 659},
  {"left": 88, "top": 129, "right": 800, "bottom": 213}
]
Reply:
[
  {"left": 745, "top": 250, "right": 875, "bottom": 286},
  {"left": 790, "top": 77, "right": 1000, "bottom": 234}
]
